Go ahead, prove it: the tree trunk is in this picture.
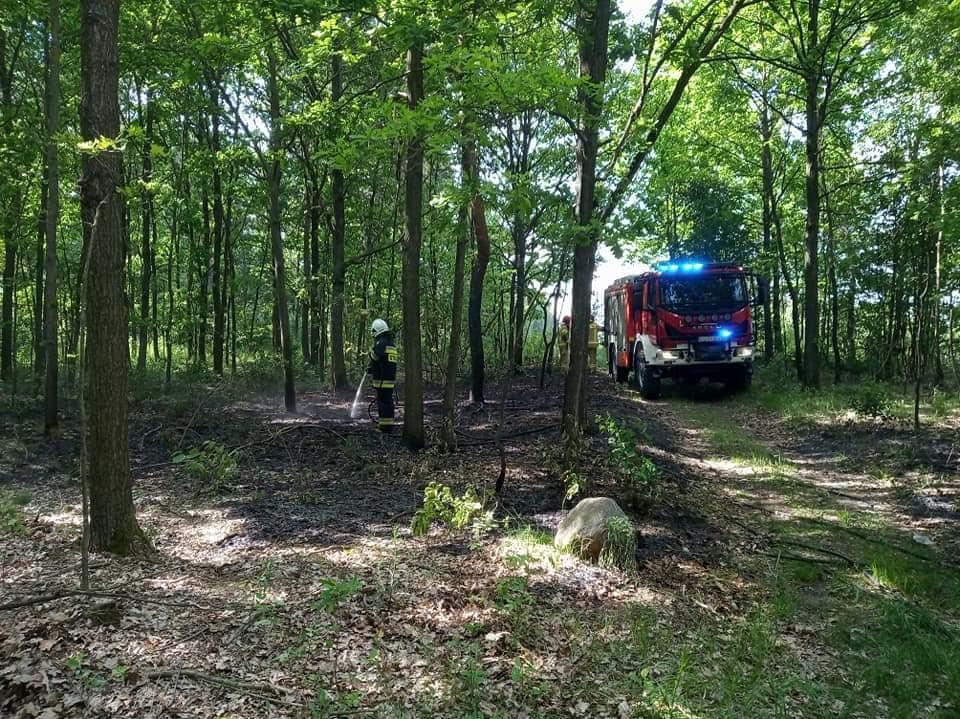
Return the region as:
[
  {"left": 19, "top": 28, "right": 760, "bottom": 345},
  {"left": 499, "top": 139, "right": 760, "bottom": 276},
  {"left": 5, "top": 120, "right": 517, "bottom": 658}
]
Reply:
[
  {"left": 330, "top": 48, "right": 349, "bottom": 390},
  {"left": 563, "top": 0, "right": 610, "bottom": 445},
  {"left": 266, "top": 47, "right": 296, "bottom": 412},
  {"left": 933, "top": 163, "right": 944, "bottom": 385},
  {"left": 136, "top": 87, "right": 153, "bottom": 372},
  {"left": 310, "top": 178, "right": 321, "bottom": 365},
  {"left": 801, "top": 0, "right": 821, "bottom": 388},
  {"left": 759, "top": 96, "right": 775, "bottom": 362},
  {"left": 467, "top": 138, "right": 490, "bottom": 407},
  {"left": 210, "top": 83, "right": 225, "bottom": 376},
  {"left": 1, "top": 233, "right": 14, "bottom": 382},
  {"left": 300, "top": 178, "right": 311, "bottom": 362},
  {"left": 43, "top": 0, "right": 61, "bottom": 434},
  {"left": 440, "top": 141, "right": 471, "bottom": 450},
  {"left": 34, "top": 182, "right": 46, "bottom": 379},
  {"left": 80, "top": 0, "right": 147, "bottom": 554},
  {"left": 823, "top": 176, "right": 841, "bottom": 384},
  {"left": 402, "top": 44, "right": 425, "bottom": 450}
]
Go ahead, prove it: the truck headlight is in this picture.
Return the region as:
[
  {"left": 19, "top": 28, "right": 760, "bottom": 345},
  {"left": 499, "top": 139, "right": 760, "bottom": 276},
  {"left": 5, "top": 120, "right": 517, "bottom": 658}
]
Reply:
[
  {"left": 735, "top": 346, "right": 754, "bottom": 358},
  {"left": 661, "top": 350, "right": 680, "bottom": 360}
]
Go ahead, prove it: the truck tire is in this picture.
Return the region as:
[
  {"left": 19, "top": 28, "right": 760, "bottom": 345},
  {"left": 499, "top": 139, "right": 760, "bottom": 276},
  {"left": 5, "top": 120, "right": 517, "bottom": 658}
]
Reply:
[
  {"left": 633, "top": 351, "right": 661, "bottom": 399},
  {"left": 727, "top": 366, "right": 752, "bottom": 393},
  {"left": 608, "top": 343, "right": 616, "bottom": 378},
  {"left": 616, "top": 365, "right": 629, "bottom": 383}
]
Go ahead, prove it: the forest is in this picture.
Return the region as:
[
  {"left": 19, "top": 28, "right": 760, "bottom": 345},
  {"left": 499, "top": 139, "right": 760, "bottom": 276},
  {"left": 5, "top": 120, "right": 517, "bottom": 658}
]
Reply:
[{"left": 1, "top": 0, "right": 959, "bottom": 717}]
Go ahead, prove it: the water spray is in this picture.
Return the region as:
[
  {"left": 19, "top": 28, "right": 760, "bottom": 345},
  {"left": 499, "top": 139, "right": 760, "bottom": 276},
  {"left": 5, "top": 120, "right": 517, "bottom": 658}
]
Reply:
[{"left": 349, "top": 373, "right": 368, "bottom": 419}]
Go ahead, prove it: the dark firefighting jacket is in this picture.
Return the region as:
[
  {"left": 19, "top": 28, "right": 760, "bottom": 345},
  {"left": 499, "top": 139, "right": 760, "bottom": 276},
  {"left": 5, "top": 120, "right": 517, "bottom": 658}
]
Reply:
[{"left": 367, "top": 331, "right": 398, "bottom": 389}]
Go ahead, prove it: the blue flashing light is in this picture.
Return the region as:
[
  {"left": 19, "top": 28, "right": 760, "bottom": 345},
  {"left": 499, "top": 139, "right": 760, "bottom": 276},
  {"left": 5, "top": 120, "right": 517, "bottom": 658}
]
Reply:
[
  {"left": 718, "top": 328, "right": 734, "bottom": 340},
  {"left": 658, "top": 261, "right": 705, "bottom": 273}
]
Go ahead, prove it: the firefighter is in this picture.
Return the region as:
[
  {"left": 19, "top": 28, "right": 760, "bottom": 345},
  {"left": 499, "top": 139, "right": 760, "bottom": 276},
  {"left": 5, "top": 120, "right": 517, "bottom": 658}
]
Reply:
[
  {"left": 558, "top": 316, "right": 571, "bottom": 371},
  {"left": 367, "top": 319, "right": 398, "bottom": 433},
  {"left": 587, "top": 315, "right": 600, "bottom": 371}
]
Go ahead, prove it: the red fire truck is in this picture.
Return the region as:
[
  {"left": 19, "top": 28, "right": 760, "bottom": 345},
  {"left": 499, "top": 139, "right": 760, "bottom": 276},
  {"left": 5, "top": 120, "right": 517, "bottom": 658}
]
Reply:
[{"left": 603, "top": 261, "right": 764, "bottom": 398}]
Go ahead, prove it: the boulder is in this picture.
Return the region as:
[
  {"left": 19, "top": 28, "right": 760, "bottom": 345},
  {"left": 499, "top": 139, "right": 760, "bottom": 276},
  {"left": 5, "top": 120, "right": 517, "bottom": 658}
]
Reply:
[{"left": 555, "top": 497, "right": 630, "bottom": 561}]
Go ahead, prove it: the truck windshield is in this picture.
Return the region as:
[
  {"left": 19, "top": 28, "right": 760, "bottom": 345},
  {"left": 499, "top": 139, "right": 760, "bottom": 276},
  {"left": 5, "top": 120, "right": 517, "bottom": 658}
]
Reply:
[{"left": 660, "top": 274, "right": 746, "bottom": 308}]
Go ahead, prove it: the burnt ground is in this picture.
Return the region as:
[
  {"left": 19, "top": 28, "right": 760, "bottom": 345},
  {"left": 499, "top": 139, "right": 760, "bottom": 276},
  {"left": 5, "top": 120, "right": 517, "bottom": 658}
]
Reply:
[{"left": 1, "top": 371, "right": 958, "bottom": 717}]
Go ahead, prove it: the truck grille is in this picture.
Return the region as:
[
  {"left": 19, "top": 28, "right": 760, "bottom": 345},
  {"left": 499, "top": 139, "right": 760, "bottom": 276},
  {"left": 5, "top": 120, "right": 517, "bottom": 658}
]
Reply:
[{"left": 694, "top": 342, "right": 729, "bottom": 361}]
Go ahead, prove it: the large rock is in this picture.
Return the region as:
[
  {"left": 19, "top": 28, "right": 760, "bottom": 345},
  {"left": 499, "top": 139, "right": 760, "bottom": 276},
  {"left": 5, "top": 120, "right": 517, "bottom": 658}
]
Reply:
[{"left": 555, "top": 497, "right": 630, "bottom": 561}]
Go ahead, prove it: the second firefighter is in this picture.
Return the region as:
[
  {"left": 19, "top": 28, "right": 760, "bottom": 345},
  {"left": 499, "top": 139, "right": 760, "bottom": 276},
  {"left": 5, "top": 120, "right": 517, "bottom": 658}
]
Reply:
[{"left": 367, "top": 319, "right": 398, "bottom": 432}]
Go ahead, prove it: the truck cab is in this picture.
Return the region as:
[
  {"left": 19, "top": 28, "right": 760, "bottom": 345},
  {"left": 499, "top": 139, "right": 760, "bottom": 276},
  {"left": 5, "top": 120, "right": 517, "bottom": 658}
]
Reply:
[{"left": 604, "top": 262, "right": 762, "bottom": 398}]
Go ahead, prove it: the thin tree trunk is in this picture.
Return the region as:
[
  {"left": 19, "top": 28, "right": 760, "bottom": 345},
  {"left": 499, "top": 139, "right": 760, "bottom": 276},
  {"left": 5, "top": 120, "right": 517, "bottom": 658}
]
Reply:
[
  {"left": 801, "top": 0, "right": 821, "bottom": 388},
  {"left": 43, "top": 0, "right": 61, "bottom": 434},
  {"left": 401, "top": 43, "right": 425, "bottom": 450},
  {"left": 759, "top": 95, "right": 775, "bottom": 362},
  {"left": 301, "top": 177, "right": 311, "bottom": 362},
  {"left": 80, "top": 0, "right": 148, "bottom": 554},
  {"left": 34, "top": 181, "right": 46, "bottom": 379},
  {"left": 266, "top": 47, "right": 296, "bottom": 412},
  {"left": 136, "top": 87, "right": 153, "bottom": 372},
  {"left": 210, "top": 82, "right": 225, "bottom": 376},
  {"left": 467, "top": 137, "right": 490, "bottom": 407},
  {"left": 310, "top": 178, "right": 321, "bottom": 366},
  {"left": 1, "top": 234, "right": 15, "bottom": 382},
  {"left": 823, "top": 176, "right": 841, "bottom": 384},
  {"left": 563, "top": 0, "right": 610, "bottom": 444},
  {"left": 330, "top": 47, "right": 348, "bottom": 390},
  {"left": 440, "top": 141, "right": 471, "bottom": 450}
]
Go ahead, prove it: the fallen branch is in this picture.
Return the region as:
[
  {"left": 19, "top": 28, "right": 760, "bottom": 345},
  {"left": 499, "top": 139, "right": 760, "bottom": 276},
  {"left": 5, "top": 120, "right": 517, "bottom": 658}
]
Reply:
[
  {"left": 456, "top": 424, "right": 560, "bottom": 446},
  {"left": 143, "top": 668, "right": 299, "bottom": 706},
  {"left": 0, "top": 589, "right": 214, "bottom": 612}
]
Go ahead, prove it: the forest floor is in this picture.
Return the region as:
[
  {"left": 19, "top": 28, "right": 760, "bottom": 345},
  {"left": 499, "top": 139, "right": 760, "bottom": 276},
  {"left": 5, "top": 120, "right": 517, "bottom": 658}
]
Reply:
[{"left": 1, "top": 366, "right": 959, "bottom": 718}]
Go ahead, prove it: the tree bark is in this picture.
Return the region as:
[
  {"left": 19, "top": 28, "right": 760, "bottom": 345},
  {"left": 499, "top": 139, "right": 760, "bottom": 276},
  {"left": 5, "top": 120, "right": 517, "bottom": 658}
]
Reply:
[
  {"left": 80, "top": 0, "right": 148, "bottom": 554},
  {"left": 402, "top": 43, "right": 425, "bottom": 450},
  {"left": 266, "top": 47, "right": 296, "bottom": 412},
  {"left": 43, "top": 0, "right": 60, "bottom": 434},
  {"left": 563, "top": 0, "right": 610, "bottom": 445}
]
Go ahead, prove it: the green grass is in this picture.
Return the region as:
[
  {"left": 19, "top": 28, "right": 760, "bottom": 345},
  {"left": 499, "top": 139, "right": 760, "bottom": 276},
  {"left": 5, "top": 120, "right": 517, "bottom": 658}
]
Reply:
[{"left": 666, "top": 382, "right": 960, "bottom": 718}]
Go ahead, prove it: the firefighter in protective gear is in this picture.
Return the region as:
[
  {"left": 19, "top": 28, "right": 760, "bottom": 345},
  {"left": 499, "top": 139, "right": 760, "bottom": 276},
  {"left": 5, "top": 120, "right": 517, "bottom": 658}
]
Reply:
[
  {"left": 587, "top": 315, "right": 600, "bottom": 371},
  {"left": 558, "top": 316, "right": 571, "bottom": 371},
  {"left": 367, "top": 319, "right": 398, "bottom": 432}
]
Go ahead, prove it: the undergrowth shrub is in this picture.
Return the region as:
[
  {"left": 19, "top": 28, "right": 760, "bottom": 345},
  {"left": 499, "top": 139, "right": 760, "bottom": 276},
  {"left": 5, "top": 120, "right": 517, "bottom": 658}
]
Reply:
[
  {"left": 412, "top": 481, "right": 491, "bottom": 536},
  {"left": 173, "top": 440, "right": 239, "bottom": 491},
  {"left": 848, "top": 384, "right": 894, "bottom": 419},
  {"left": 596, "top": 414, "right": 660, "bottom": 510},
  {"left": 0, "top": 490, "right": 30, "bottom": 534}
]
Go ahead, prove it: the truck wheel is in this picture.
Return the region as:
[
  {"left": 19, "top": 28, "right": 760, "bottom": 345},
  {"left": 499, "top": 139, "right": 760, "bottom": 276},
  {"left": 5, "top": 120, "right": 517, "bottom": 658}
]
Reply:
[
  {"left": 616, "top": 365, "right": 629, "bottom": 383},
  {"left": 608, "top": 343, "right": 616, "bottom": 378},
  {"left": 633, "top": 352, "right": 661, "bottom": 399},
  {"left": 727, "top": 366, "right": 752, "bottom": 393}
]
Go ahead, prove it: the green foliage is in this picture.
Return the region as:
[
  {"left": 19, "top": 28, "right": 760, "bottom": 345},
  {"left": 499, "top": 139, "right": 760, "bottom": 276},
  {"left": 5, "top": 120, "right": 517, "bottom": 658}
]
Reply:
[
  {"left": 312, "top": 576, "right": 363, "bottom": 614},
  {"left": 598, "top": 515, "right": 638, "bottom": 575},
  {"left": 172, "top": 440, "right": 238, "bottom": 491},
  {"left": 596, "top": 414, "right": 660, "bottom": 509},
  {"left": 411, "top": 481, "right": 489, "bottom": 536},
  {"left": 0, "top": 490, "right": 30, "bottom": 535}
]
